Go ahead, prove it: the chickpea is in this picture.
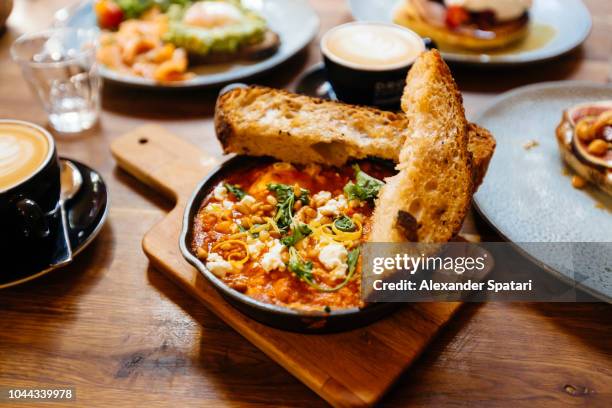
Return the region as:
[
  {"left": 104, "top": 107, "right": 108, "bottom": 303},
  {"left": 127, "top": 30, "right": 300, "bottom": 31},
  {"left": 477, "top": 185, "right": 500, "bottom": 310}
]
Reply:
[
  {"left": 571, "top": 175, "right": 587, "bottom": 189},
  {"left": 319, "top": 216, "right": 332, "bottom": 224},
  {"left": 266, "top": 195, "right": 277, "bottom": 205},
  {"left": 293, "top": 200, "right": 303, "bottom": 211},
  {"left": 575, "top": 118, "right": 595, "bottom": 142},
  {"left": 259, "top": 230, "right": 270, "bottom": 241},
  {"left": 196, "top": 247, "right": 208, "bottom": 259},
  {"left": 319, "top": 207, "right": 335, "bottom": 216},
  {"left": 304, "top": 207, "right": 317, "bottom": 218},
  {"left": 293, "top": 184, "right": 302, "bottom": 198},
  {"left": 587, "top": 139, "right": 608, "bottom": 156},
  {"left": 235, "top": 203, "right": 250, "bottom": 215},
  {"left": 214, "top": 221, "right": 232, "bottom": 234}
]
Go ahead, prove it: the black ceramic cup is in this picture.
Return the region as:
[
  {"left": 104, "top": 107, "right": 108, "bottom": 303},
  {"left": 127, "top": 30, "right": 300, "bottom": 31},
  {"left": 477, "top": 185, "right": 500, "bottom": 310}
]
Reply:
[
  {"left": 0, "top": 120, "right": 62, "bottom": 270},
  {"left": 321, "top": 22, "right": 427, "bottom": 110}
]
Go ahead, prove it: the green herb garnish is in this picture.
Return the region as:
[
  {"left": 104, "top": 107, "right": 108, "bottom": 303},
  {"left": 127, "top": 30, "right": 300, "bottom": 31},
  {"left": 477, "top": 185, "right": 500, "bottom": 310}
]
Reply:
[
  {"left": 280, "top": 222, "right": 312, "bottom": 247},
  {"left": 287, "top": 246, "right": 361, "bottom": 293},
  {"left": 334, "top": 215, "right": 356, "bottom": 232},
  {"left": 346, "top": 247, "right": 360, "bottom": 275},
  {"left": 287, "top": 247, "right": 314, "bottom": 282},
  {"left": 224, "top": 183, "right": 246, "bottom": 200},
  {"left": 343, "top": 164, "right": 384, "bottom": 202},
  {"left": 267, "top": 183, "right": 310, "bottom": 232}
]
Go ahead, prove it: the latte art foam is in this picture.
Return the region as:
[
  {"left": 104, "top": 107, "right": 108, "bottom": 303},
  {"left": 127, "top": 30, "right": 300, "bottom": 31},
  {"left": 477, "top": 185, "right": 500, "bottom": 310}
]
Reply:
[
  {"left": 0, "top": 123, "right": 49, "bottom": 191},
  {"left": 323, "top": 24, "right": 424, "bottom": 70}
]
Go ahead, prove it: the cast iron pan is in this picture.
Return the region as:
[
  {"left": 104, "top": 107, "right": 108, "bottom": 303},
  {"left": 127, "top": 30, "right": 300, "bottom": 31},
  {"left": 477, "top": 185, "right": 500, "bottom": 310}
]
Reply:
[{"left": 179, "top": 155, "right": 399, "bottom": 333}]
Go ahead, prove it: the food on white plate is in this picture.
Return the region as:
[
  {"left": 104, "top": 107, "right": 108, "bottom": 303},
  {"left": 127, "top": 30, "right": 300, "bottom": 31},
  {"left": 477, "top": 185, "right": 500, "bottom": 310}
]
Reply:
[
  {"left": 556, "top": 101, "right": 612, "bottom": 196},
  {"left": 393, "top": 0, "right": 532, "bottom": 50},
  {"left": 190, "top": 50, "right": 496, "bottom": 310},
  {"left": 95, "top": 0, "right": 279, "bottom": 82}
]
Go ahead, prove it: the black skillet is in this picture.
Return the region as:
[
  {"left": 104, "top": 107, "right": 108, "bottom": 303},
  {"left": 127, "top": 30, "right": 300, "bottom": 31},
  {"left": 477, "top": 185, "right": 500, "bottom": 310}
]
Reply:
[{"left": 179, "top": 155, "right": 399, "bottom": 333}]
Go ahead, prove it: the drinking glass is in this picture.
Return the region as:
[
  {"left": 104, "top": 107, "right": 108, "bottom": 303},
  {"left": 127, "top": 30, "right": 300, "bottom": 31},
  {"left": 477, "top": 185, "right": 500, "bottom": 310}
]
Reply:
[{"left": 11, "top": 28, "right": 101, "bottom": 133}]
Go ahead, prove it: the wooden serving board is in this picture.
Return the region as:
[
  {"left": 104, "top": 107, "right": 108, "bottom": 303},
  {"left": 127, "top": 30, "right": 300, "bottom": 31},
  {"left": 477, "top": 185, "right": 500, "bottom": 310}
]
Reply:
[{"left": 111, "top": 125, "right": 462, "bottom": 408}]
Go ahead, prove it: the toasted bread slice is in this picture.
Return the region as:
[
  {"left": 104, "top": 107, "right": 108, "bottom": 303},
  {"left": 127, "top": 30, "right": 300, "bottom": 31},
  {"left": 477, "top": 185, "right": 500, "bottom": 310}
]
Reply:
[
  {"left": 215, "top": 86, "right": 494, "bottom": 189},
  {"left": 369, "top": 50, "right": 473, "bottom": 243},
  {"left": 215, "top": 86, "right": 407, "bottom": 167}
]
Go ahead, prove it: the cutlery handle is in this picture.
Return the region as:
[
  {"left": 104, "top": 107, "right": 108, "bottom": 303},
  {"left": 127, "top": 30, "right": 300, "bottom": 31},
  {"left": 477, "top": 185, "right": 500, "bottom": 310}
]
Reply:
[{"left": 111, "top": 125, "right": 219, "bottom": 203}]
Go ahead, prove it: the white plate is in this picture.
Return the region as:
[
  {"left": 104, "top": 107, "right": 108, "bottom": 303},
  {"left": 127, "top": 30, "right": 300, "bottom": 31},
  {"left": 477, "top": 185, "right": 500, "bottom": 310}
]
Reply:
[
  {"left": 66, "top": 0, "right": 319, "bottom": 88},
  {"left": 348, "top": 0, "right": 592, "bottom": 65},
  {"left": 474, "top": 82, "right": 612, "bottom": 301}
]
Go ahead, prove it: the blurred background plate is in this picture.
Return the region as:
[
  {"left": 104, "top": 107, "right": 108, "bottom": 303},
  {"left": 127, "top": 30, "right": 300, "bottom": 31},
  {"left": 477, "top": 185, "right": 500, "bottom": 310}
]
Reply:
[
  {"left": 64, "top": 0, "right": 319, "bottom": 88},
  {"left": 474, "top": 81, "right": 612, "bottom": 301},
  {"left": 348, "top": 0, "right": 592, "bottom": 66}
]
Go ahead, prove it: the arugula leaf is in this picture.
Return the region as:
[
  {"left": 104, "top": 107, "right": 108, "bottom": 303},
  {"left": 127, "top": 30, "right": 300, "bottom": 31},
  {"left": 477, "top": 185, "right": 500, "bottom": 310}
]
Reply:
[
  {"left": 280, "top": 223, "right": 312, "bottom": 247},
  {"left": 287, "top": 247, "right": 314, "bottom": 282},
  {"left": 267, "top": 183, "right": 310, "bottom": 232},
  {"left": 334, "top": 215, "right": 356, "bottom": 232},
  {"left": 287, "top": 246, "right": 361, "bottom": 293},
  {"left": 224, "top": 183, "right": 246, "bottom": 200},
  {"left": 343, "top": 164, "right": 385, "bottom": 202},
  {"left": 347, "top": 247, "right": 360, "bottom": 275}
]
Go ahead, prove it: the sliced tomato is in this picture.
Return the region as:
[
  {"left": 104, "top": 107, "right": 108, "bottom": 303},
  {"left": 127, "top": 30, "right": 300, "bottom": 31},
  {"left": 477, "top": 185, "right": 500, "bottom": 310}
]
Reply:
[
  {"left": 95, "top": 0, "right": 124, "bottom": 30},
  {"left": 445, "top": 5, "right": 470, "bottom": 29}
]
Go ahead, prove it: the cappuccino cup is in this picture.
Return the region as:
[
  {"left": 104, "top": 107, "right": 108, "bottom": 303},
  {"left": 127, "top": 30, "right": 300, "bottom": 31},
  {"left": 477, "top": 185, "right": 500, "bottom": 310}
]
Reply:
[
  {"left": 0, "top": 120, "right": 62, "bottom": 269},
  {"left": 321, "top": 22, "right": 427, "bottom": 109}
]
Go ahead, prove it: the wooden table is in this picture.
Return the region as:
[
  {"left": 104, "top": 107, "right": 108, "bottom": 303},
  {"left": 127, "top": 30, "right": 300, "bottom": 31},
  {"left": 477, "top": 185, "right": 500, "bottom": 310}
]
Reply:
[{"left": 1, "top": 1, "right": 611, "bottom": 406}]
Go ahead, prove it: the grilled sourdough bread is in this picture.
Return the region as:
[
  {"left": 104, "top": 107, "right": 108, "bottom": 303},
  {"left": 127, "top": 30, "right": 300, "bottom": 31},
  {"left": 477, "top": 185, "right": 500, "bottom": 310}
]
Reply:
[
  {"left": 369, "top": 50, "right": 472, "bottom": 243},
  {"left": 215, "top": 86, "right": 494, "bottom": 190}
]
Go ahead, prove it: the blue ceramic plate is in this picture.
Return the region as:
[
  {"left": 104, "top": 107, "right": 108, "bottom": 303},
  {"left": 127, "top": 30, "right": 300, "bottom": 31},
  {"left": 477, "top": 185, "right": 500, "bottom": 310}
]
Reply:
[
  {"left": 474, "top": 82, "right": 612, "bottom": 301},
  {"left": 64, "top": 0, "right": 319, "bottom": 88},
  {"left": 348, "top": 0, "right": 592, "bottom": 66}
]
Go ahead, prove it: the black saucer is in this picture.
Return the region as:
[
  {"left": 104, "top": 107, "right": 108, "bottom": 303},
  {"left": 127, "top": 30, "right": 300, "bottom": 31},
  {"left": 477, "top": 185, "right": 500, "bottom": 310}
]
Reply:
[
  {"left": 0, "top": 159, "right": 108, "bottom": 288},
  {"left": 295, "top": 62, "right": 338, "bottom": 101}
]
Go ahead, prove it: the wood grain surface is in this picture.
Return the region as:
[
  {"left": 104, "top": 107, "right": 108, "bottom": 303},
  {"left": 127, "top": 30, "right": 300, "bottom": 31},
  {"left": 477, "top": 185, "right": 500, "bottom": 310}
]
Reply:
[
  {"left": 110, "top": 125, "right": 462, "bottom": 407},
  {"left": 0, "top": 0, "right": 611, "bottom": 407}
]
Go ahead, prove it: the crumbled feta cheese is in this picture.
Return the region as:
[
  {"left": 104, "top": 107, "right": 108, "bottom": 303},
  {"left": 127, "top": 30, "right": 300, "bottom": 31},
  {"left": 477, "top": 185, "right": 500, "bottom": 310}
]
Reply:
[
  {"left": 318, "top": 195, "right": 348, "bottom": 217},
  {"left": 222, "top": 200, "right": 234, "bottom": 209},
  {"left": 213, "top": 184, "right": 228, "bottom": 200},
  {"left": 261, "top": 239, "right": 286, "bottom": 272},
  {"left": 247, "top": 239, "right": 266, "bottom": 257},
  {"left": 206, "top": 252, "right": 233, "bottom": 278},
  {"left": 240, "top": 195, "right": 257, "bottom": 206},
  {"left": 205, "top": 202, "right": 222, "bottom": 212},
  {"left": 313, "top": 191, "right": 332, "bottom": 203},
  {"left": 318, "top": 243, "right": 348, "bottom": 280}
]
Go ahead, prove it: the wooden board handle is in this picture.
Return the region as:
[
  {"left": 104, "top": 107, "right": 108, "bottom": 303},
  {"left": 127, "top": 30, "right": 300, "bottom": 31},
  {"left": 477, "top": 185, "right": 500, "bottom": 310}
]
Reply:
[{"left": 111, "top": 125, "right": 219, "bottom": 202}]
